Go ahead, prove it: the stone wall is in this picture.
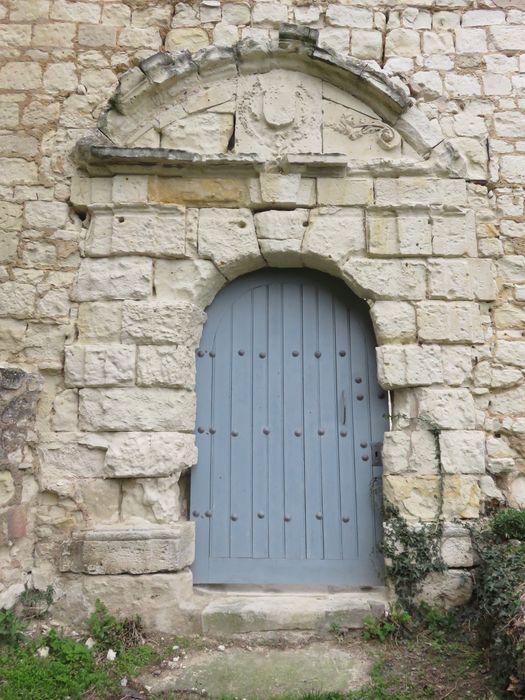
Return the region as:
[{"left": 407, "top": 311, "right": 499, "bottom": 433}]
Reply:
[{"left": 0, "top": 0, "right": 524, "bottom": 623}]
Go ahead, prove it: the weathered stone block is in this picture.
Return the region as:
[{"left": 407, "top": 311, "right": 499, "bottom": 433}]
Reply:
[
  {"left": 495, "top": 341, "right": 525, "bottom": 368},
  {"left": 428, "top": 259, "right": 497, "bottom": 301},
  {"left": 431, "top": 212, "right": 477, "bottom": 257},
  {"left": 374, "top": 178, "right": 467, "bottom": 207},
  {"left": 105, "top": 432, "right": 197, "bottom": 478},
  {"left": 417, "top": 388, "right": 476, "bottom": 430},
  {"left": 382, "top": 430, "right": 438, "bottom": 474},
  {"left": 489, "top": 385, "right": 525, "bottom": 417},
  {"left": 122, "top": 302, "right": 205, "bottom": 345},
  {"left": 417, "top": 570, "right": 473, "bottom": 609},
  {"left": 24, "top": 201, "right": 69, "bottom": 229},
  {"left": 254, "top": 209, "right": 309, "bottom": 240},
  {"left": 79, "top": 388, "right": 195, "bottom": 431},
  {"left": 302, "top": 208, "right": 365, "bottom": 269},
  {"left": 317, "top": 179, "right": 373, "bottom": 206},
  {"left": 198, "top": 208, "right": 261, "bottom": 279},
  {"left": 343, "top": 259, "right": 426, "bottom": 300},
  {"left": 0, "top": 282, "right": 36, "bottom": 318},
  {"left": 60, "top": 525, "right": 194, "bottom": 575},
  {"left": 121, "top": 476, "right": 180, "bottom": 524},
  {"left": 77, "top": 302, "right": 122, "bottom": 343},
  {"left": 0, "top": 473, "right": 15, "bottom": 507},
  {"left": 72, "top": 258, "right": 152, "bottom": 302},
  {"left": 377, "top": 345, "right": 443, "bottom": 389},
  {"left": 367, "top": 210, "right": 432, "bottom": 256},
  {"left": 65, "top": 345, "right": 136, "bottom": 387},
  {"left": 370, "top": 301, "right": 417, "bottom": 344},
  {"left": 441, "top": 346, "right": 473, "bottom": 386},
  {"left": 440, "top": 430, "right": 486, "bottom": 474},
  {"left": 443, "top": 475, "right": 480, "bottom": 519},
  {"left": 384, "top": 474, "right": 440, "bottom": 520},
  {"left": 155, "top": 259, "right": 226, "bottom": 308},
  {"left": 441, "top": 525, "right": 476, "bottom": 568},
  {"left": 416, "top": 302, "right": 484, "bottom": 344},
  {"left": 259, "top": 174, "right": 302, "bottom": 206},
  {"left": 137, "top": 345, "right": 195, "bottom": 388}
]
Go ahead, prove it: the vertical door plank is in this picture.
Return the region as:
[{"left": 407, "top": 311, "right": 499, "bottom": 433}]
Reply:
[
  {"left": 302, "top": 283, "right": 324, "bottom": 560},
  {"left": 252, "top": 285, "right": 270, "bottom": 558},
  {"left": 282, "top": 282, "right": 306, "bottom": 560},
  {"left": 230, "top": 291, "right": 254, "bottom": 558}
]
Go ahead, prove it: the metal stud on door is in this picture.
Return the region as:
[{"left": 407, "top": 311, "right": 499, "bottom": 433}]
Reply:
[{"left": 190, "top": 269, "right": 388, "bottom": 585}]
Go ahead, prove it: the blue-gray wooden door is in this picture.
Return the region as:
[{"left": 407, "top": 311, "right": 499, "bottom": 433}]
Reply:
[{"left": 190, "top": 269, "right": 388, "bottom": 585}]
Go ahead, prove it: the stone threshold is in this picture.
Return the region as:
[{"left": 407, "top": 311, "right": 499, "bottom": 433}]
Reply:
[{"left": 194, "top": 586, "right": 389, "bottom": 636}]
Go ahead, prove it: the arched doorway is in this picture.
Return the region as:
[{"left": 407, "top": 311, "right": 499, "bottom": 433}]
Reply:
[{"left": 191, "top": 269, "right": 388, "bottom": 586}]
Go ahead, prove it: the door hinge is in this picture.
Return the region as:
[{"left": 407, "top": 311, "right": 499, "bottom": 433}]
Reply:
[{"left": 371, "top": 442, "right": 383, "bottom": 467}]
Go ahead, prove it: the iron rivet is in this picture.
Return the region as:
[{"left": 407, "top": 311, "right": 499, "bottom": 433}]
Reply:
[
  {"left": 355, "top": 377, "right": 362, "bottom": 383},
  {"left": 231, "top": 431, "right": 238, "bottom": 437},
  {"left": 315, "top": 512, "right": 323, "bottom": 520},
  {"left": 238, "top": 349, "right": 245, "bottom": 356},
  {"left": 197, "top": 350, "right": 205, "bottom": 357},
  {"left": 197, "top": 426, "right": 205, "bottom": 434},
  {"left": 339, "top": 350, "right": 347, "bottom": 357},
  {"left": 231, "top": 514, "right": 238, "bottom": 521},
  {"left": 318, "top": 429, "right": 325, "bottom": 436},
  {"left": 257, "top": 512, "right": 265, "bottom": 519},
  {"left": 357, "top": 395, "right": 364, "bottom": 401},
  {"left": 360, "top": 441, "right": 368, "bottom": 448},
  {"left": 209, "top": 427, "right": 216, "bottom": 434},
  {"left": 259, "top": 351, "right": 266, "bottom": 359},
  {"left": 378, "top": 392, "right": 386, "bottom": 399},
  {"left": 362, "top": 454, "right": 369, "bottom": 461},
  {"left": 192, "top": 510, "right": 200, "bottom": 517},
  {"left": 314, "top": 351, "right": 321, "bottom": 358},
  {"left": 205, "top": 510, "right": 212, "bottom": 518},
  {"left": 284, "top": 515, "right": 291, "bottom": 522},
  {"left": 340, "top": 430, "right": 348, "bottom": 437},
  {"left": 342, "top": 516, "right": 350, "bottom": 523},
  {"left": 263, "top": 427, "right": 270, "bottom": 435},
  {"left": 209, "top": 351, "right": 216, "bottom": 358},
  {"left": 294, "top": 430, "right": 302, "bottom": 437},
  {"left": 292, "top": 350, "right": 299, "bottom": 357}
]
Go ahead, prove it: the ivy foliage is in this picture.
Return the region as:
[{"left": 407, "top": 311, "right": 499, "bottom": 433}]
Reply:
[
  {"left": 382, "top": 503, "right": 445, "bottom": 609},
  {"left": 492, "top": 508, "right": 525, "bottom": 542}
]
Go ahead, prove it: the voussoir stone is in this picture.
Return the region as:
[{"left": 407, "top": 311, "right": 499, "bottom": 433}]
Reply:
[{"left": 198, "top": 208, "right": 261, "bottom": 279}]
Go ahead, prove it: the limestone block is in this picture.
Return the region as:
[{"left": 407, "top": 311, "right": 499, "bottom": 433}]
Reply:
[
  {"left": 473, "top": 362, "right": 522, "bottom": 389},
  {"left": 385, "top": 28, "right": 421, "bottom": 57},
  {"left": 79, "top": 388, "right": 195, "bottom": 431},
  {"left": 377, "top": 345, "right": 443, "bottom": 389},
  {"left": 65, "top": 345, "right": 136, "bottom": 387},
  {"left": 254, "top": 209, "right": 309, "bottom": 241},
  {"left": 122, "top": 302, "right": 205, "bottom": 346},
  {"left": 417, "top": 388, "right": 476, "bottom": 430},
  {"left": 497, "top": 256, "right": 525, "bottom": 284},
  {"left": 161, "top": 113, "right": 233, "bottom": 154},
  {"left": 430, "top": 212, "right": 476, "bottom": 257},
  {"left": 441, "top": 347, "right": 473, "bottom": 386},
  {"left": 480, "top": 475, "right": 504, "bottom": 503},
  {"left": 439, "top": 430, "right": 486, "bottom": 474},
  {"left": 441, "top": 529, "right": 476, "bottom": 568},
  {"left": 252, "top": 2, "right": 288, "bottom": 26},
  {"left": 43, "top": 62, "right": 77, "bottom": 91},
  {"left": 416, "top": 302, "right": 484, "bottom": 344},
  {"left": 53, "top": 572, "right": 195, "bottom": 633},
  {"left": 449, "top": 137, "right": 488, "bottom": 181},
  {"left": 343, "top": 259, "right": 426, "bottom": 300},
  {"left": 112, "top": 176, "right": 148, "bottom": 205},
  {"left": 443, "top": 475, "right": 480, "bottom": 519},
  {"left": 223, "top": 3, "right": 250, "bottom": 25},
  {"left": 495, "top": 341, "right": 525, "bottom": 367},
  {"left": 0, "top": 282, "right": 36, "bottom": 318},
  {"left": 384, "top": 474, "right": 440, "bottom": 521},
  {"left": 155, "top": 259, "right": 226, "bottom": 308},
  {"left": 382, "top": 430, "right": 438, "bottom": 474},
  {"left": 121, "top": 477, "right": 181, "bottom": 525},
  {"left": 198, "top": 208, "right": 260, "bottom": 279},
  {"left": 494, "top": 304, "right": 525, "bottom": 330},
  {"left": 0, "top": 473, "right": 15, "bottom": 507},
  {"left": 259, "top": 174, "right": 301, "bottom": 206},
  {"left": 370, "top": 301, "right": 416, "bottom": 344},
  {"left": 417, "top": 570, "right": 473, "bottom": 609},
  {"left": 37, "top": 439, "right": 106, "bottom": 485},
  {"left": 105, "top": 432, "right": 197, "bottom": 478},
  {"left": 428, "top": 259, "right": 497, "bottom": 301},
  {"left": 0, "top": 202, "right": 22, "bottom": 232},
  {"left": 494, "top": 111, "right": 525, "bottom": 138},
  {"left": 72, "top": 258, "right": 152, "bottom": 302},
  {"left": 51, "top": 390, "right": 78, "bottom": 432},
  {"left": 374, "top": 178, "right": 467, "bottom": 207},
  {"left": 367, "top": 211, "right": 432, "bottom": 256},
  {"left": 77, "top": 302, "right": 122, "bottom": 343},
  {"left": 489, "top": 27, "right": 525, "bottom": 51},
  {"left": 165, "top": 27, "right": 209, "bottom": 52},
  {"left": 0, "top": 159, "right": 37, "bottom": 185},
  {"left": 318, "top": 27, "right": 350, "bottom": 55},
  {"left": 326, "top": 5, "right": 372, "bottom": 27},
  {"left": 489, "top": 385, "right": 525, "bottom": 417},
  {"left": 317, "top": 179, "right": 374, "bottom": 206},
  {"left": 351, "top": 30, "right": 383, "bottom": 60},
  {"left": 137, "top": 345, "right": 195, "bottom": 389},
  {"left": 509, "top": 476, "right": 525, "bottom": 509},
  {"left": 86, "top": 207, "right": 186, "bottom": 258},
  {"left": 500, "top": 156, "right": 525, "bottom": 185},
  {"left": 149, "top": 176, "right": 250, "bottom": 208},
  {"left": 60, "top": 525, "right": 194, "bottom": 575},
  {"left": 302, "top": 208, "right": 365, "bottom": 270},
  {"left": 259, "top": 239, "right": 303, "bottom": 267},
  {"left": 235, "top": 71, "right": 322, "bottom": 157},
  {"left": 24, "top": 201, "right": 69, "bottom": 229},
  {"left": 37, "top": 289, "right": 70, "bottom": 320},
  {"left": 0, "top": 62, "right": 42, "bottom": 90}
]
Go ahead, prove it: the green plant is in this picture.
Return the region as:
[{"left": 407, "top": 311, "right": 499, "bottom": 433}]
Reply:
[
  {"left": 415, "top": 602, "right": 457, "bottom": 642},
  {"left": 382, "top": 504, "right": 445, "bottom": 608},
  {"left": 363, "top": 605, "right": 411, "bottom": 642},
  {"left": 0, "top": 608, "right": 26, "bottom": 646},
  {"left": 87, "top": 598, "right": 143, "bottom": 652},
  {"left": 492, "top": 508, "right": 525, "bottom": 542},
  {"left": 19, "top": 586, "right": 54, "bottom": 619}
]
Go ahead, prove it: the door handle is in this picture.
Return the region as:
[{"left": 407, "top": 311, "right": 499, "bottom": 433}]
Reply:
[{"left": 342, "top": 390, "right": 347, "bottom": 425}]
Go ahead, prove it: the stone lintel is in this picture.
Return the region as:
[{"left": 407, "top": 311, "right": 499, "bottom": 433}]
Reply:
[{"left": 60, "top": 524, "right": 195, "bottom": 575}]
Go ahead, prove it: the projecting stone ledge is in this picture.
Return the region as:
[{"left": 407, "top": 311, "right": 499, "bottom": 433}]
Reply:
[{"left": 60, "top": 524, "right": 194, "bottom": 575}]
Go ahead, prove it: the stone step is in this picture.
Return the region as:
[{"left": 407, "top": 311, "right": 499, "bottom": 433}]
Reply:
[{"left": 200, "top": 589, "right": 389, "bottom": 636}]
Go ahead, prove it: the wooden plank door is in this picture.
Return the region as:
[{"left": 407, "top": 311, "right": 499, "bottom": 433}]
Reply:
[{"left": 191, "top": 269, "right": 388, "bottom": 585}]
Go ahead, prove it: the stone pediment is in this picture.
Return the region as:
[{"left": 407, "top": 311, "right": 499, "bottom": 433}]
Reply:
[{"left": 79, "top": 26, "right": 462, "bottom": 176}]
